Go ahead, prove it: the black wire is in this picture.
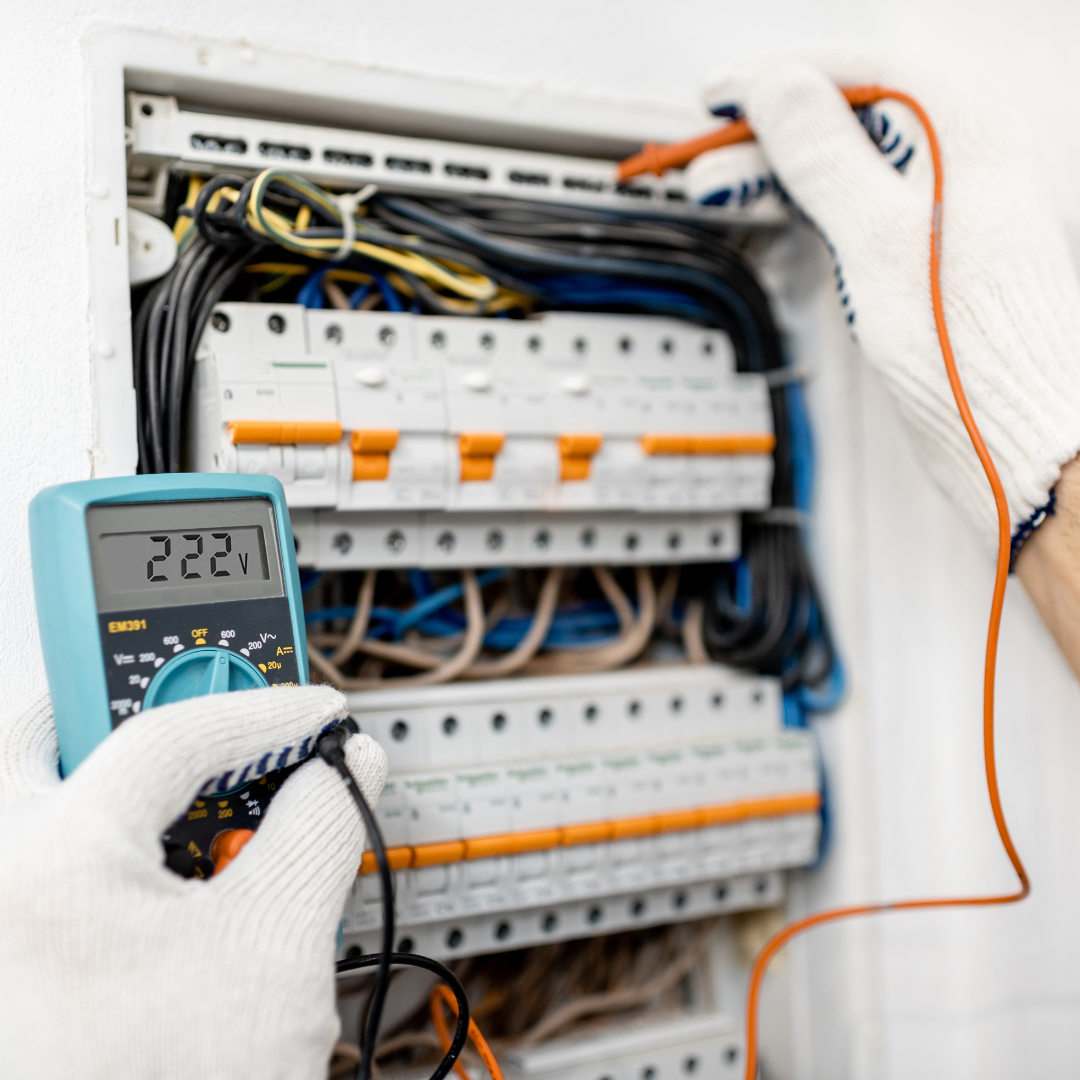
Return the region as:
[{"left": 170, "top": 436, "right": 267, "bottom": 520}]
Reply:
[
  {"left": 317, "top": 721, "right": 473, "bottom": 1080},
  {"left": 334, "top": 953, "right": 470, "bottom": 1080},
  {"left": 316, "top": 722, "right": 393, "bottom": 1080}
]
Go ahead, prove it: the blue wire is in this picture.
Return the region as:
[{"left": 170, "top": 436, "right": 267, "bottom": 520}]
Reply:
[
  {"left": 348, "top": 282, "right": 371, "bottom": 308},
  {"left": 375, "top": 275, "right": 404, "bottom": 313},
  {"left": 409, "top": 570, "right": 435, "bottom": 599}
]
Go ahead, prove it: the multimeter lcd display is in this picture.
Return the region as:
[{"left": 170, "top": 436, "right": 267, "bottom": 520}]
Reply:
[
  {"left": 98, "top": 527, "right": 269, "bottom": 592},
  {"left": 86, "top": 499, "right": 285, "bottom": 613}
]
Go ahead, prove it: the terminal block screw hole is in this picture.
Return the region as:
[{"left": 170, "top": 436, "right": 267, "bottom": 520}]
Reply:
[
  {"left": 479, "top": 332, "right": 495, "bottom": 351},
  {"left": 724, "top": 1048, "right": 739, "bottom": 1064},
  {"left": 527, "top": 335, "right": 542, "bottom": 353},
  {"left": 584, "top": 704, "right": 598, "bottom": 722},
  {"left": 445, "top": 928, "right": 463, "bottom": 949},
  {"left": 683, "top": 1057, "right": 699, "bottom": 1075},
  {"left": 378, "top": 326, "right": 396, "bottom": 346},
  {"left": 715, "top": 884, "right": 728, "bottom": 901},
  {"left": 331, "top": 531, "right": 352, "bottom": 555},
  {"left": 752, "top": 690, "right": 764, "bottom": 706},
  {"left": 624, "top": 533, "right": 639, "bottom": 551},
  {"left": 674, "top": 891, "right": 688, "bottom": 909},
  {"left": 709, "top": 530, "right": 724, "bottom": 548},
  {"left": 670, "top": 696, "right": 683, "bottom": 714},
  {"left": 702, "top": 340, "right": 715, "bottom": 356},
  {"left": 667, "top": 531, "right": 682, "bottom": 551},
  {"left": 755, "top": 878, "right": 768, "bottom": 894},
  {"left": 495, "top": 922, "right": 511, "bottom": 941},
  {"left": 628, "top": 699, "right": 641, "bottom": 718},
  {"left": 711, "top": 693, "right": 724, "bottom": 709},
  {"left": 573, "top": 336, "right": 588, "bottom": 354},
  {"left": 430, "top": 330, "right": 446, "bottom": 349},
  {"left": 661, "top": 337, "right": 675, "bottom": 355},
  {"left": 442, "top": 715, "right": 458, "bottom": 736},
  {"left": 533, "top": 529, "right": 550, "bottom": 551},
  {"left": 345, "top": 945, "right": 362, "bottom": 960},
  {"left": 485, "top": 529, "right": 504, "bottom": 552},
  {"left": 436, "top": 531, "right": 455, "bottom": 554},
  {"left": 618, "top": 336, "right": 633, "bottom": 354},
  {"left": 211, "top": 311, "right": 230, "bottom": 333},
  {"left": 631, "top": 898, "right": 646, "bottom": 917},
  {"left": 140, "top": 101, "right": 154, "bottom": 116},
  {"left": 643, "top": 1068, "right": 657, "bottom": 1080},
  {"left": 267, "top": 314, "right": 286, "bottom": 334},
  {"left": 542, "top": 913, "right": 558, "bottom": 933},
  {"left": 390, "top": 720, "right": 409, "bottom": 742},
  {"left": 396, "top": 937, "right": 414, "bottom": 953},
  {"left": 538, "top": 708, "right": 553, "bottom": 727},
  {"left": 491, "top": 712, "right": 507, "bottom": 731},
  {"left": 385, "top": 530, "right": 406, "bottom": 554},
  {"left": 325, "top": 324, "right": 343, "bottom": 344},
  {"left": 579, "top": 527, "right": 596, "bottom": 549},
  {"left": 587, "top": 906, "right": 603, "bottom": 924}
]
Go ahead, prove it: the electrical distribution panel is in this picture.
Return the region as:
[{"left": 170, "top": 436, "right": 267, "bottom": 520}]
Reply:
[{"left": 123, "top": 82, "right": 829, "bottom": 1071}]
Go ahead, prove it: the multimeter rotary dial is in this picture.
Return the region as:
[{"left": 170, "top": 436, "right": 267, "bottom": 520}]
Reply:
[{"left": 144, "top": 646, "right": 267, "bottom": 708}]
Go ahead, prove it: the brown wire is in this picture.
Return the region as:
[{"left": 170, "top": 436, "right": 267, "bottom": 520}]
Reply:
[
  {"left": 523, "top": 566, "right": 656, "bottom": 676},
  {"left": 461, "top": 566, "right": 564, "bottom": 679},
  {"left": 309, "top": 570, "right": 485, "bottom": 690}
]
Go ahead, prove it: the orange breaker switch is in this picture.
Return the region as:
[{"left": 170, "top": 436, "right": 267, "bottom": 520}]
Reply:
[
  {"left": 228, "top": 420, "right": 343, "bottom": 445},
  {"left": 209, "top": 828, "right": 256, "bottom": 874},
  {"left": 458, "top": 432, "right": 505, "bottom": 482},
  {"left": 351, "top": 428, "right": 398, "bottom": 482},
  {"left": 640, "top": 432, "right": 776, "bottom": 456},
  {"left": 558, "top": 432, "right": 603, "bottom": 482}
]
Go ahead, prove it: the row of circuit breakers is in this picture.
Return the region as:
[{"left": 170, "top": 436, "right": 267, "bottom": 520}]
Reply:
[
  {"left": 189, "top": 304, "right": 774, "bottom": 569},
  {"left": 340, "top": 666, "right": 819, "bottom": 960}
]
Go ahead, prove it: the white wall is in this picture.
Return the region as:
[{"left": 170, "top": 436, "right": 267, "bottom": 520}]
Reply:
[{"left": 2, "top": 2, "right": 1079, "bottom": 1077}]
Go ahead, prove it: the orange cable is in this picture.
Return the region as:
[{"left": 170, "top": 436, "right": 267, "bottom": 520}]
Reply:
[
  {"left": 430, "top": 983, "right": 505, "bottom": 1080},
  {"left": 618, "top": 86, "right": 1031, "bottom": 1079}
]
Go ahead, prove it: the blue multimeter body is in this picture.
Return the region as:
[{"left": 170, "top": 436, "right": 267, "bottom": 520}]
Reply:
[{"left": 29, "top": 474, "right": 309, "bottom": 781}]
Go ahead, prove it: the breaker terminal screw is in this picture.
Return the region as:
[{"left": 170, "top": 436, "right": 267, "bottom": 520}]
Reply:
[
  {"left": 211, "top": 311, "right": 230, "bottom": 333},
  {"left": 267, "top": 314, "right": 286, "bottom": 334},
  {"left": 331, "top": 531, "right": 352, "bottom": 555},
  {"left": 385, "top": 530, "right": 406, "bottom": 553},
  {"left": 325, "top": 324, "right": 343, "bottom": 344}
]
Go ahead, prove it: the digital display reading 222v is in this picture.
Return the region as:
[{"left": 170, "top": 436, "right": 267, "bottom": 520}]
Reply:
[
  {"left": 86, "top": 498, "right": 285, "bottom": 613},
  {"left": 98, "top": 527, "right": 268, "bottom": 591}
]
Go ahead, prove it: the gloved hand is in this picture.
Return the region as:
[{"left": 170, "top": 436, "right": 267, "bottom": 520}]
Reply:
[
  {"left": 687, "top": 47, "right": 1080, "bottom": 551},
  {"left": 0, "top": 684, "right": 387, "bottom": 1080}
]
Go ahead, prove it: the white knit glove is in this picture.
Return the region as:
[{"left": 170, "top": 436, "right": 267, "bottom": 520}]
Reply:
[
  {"left": 0, "top": 685, "right": 387, "bottom": 1080},
  {"left": 689, "top": 47, "right": 1080, "bottom": 551}
]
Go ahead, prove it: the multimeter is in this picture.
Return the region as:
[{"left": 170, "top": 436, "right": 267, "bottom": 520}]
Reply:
[{"left": 29, "top": 474, "right": 310, "bottom": 876}]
